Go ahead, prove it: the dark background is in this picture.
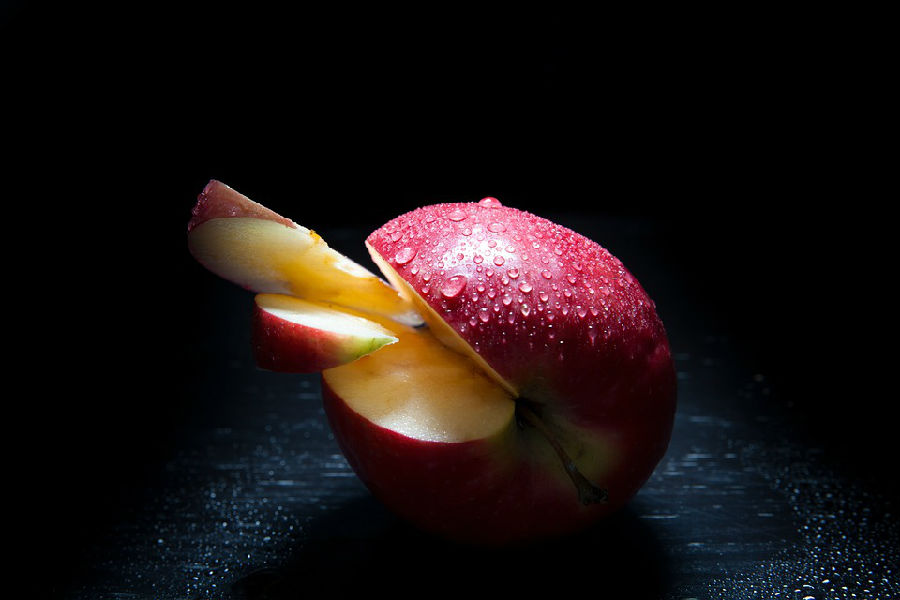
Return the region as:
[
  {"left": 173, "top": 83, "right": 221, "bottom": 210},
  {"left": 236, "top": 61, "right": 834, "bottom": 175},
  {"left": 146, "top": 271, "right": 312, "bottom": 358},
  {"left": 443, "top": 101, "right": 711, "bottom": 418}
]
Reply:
[{"left": 4, "top": 3, "right": 892, "bottom": 596}]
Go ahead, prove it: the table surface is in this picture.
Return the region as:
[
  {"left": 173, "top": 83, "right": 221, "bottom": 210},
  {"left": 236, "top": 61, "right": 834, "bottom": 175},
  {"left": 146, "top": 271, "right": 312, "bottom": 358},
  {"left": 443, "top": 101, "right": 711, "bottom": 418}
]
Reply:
[{"left": 46, "top": 214, "right": 897, "bottom": 600}]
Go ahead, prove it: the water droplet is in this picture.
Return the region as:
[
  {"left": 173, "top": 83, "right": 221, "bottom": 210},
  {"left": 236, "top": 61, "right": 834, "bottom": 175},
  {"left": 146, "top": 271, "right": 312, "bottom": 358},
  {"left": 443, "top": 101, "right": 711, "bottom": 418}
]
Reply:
[
  {"left": 479, "top": 196, "right": 502, "bottom": 207},
  {"left": 473, "top": 254, "right": 484, "bottom": 264},
  {"left": 469, "top": 316, "right": 478, "bottom": 327},
  {"left": 487, "top": 240, "right": 497, "bottom": 248},
  {"left": 590, "top": 306, "right": 599, "bottom": 316},
  {"left": 478, "top": 308, "right": 490, "bottom": 323},
  {"left": 501, "top": 293, "right": 513, "bottom": 306},
  {"left": 577, "top": 306, "right": 588, "bottom": 318},
  {"left": 520, "top": 304, "right": 531, "bottom": 317},
  {"left": 573, "top": 262, "right": 582, "bottom": 271},
  {"left": 541, "top": 269, "right": 552, "bottom": 279},
  {"left": 447, "top": 209, "right": 466, "bottom": 221},
  {"left": 422, "top": 271, "right": 432, "bottom": 282},
  {"left": 395, "top": 247, "right": 416, "bottom": 265},
  {"left": 410, "top": 265, "right": 419, "bottom": 275},
  {"left": 441, "top": 275, "right": 468, "bottom": 299},
  {"left": 488, "top": 222, "right": 506, "bottom": 233},
  {"left": 461, "top": 227, "right": 472, "bottom": 236},
  {"left": 554, "top": 247, "right": 563, "bottom": 255},
  {"left": 390, "top": 230, "right": 403, "bottom": 242},
  {"left": 518, "top": 281, "right": 533, "bottom": 293},
  {"left": 539, "top": 291, "right": 549, "bottom": 302},
  {"left": 487, "top": 289, "right": 496, "bottom": 299},
  {"left": 588, "top": 326, "right": 597, "bottom": 345},
  {"left": 421, "top": 286, "right": 430, "bottom": 294},
  {"left": 456, "top": 253, "right": 464, "bottom": 261},
  {"left": 506, "top": 312, "right": 516, "bottom": 324},
  {"left": 566, "top": 274, "right": 577, "bottom": 284},
  {"left": 507, "top": 268, "right": 519, "bottom": 279},
  {"left": 493, "top": 255, "right": 505, "bottom": 266},
  {"left": 476, "top": 283, "right": 486, "bottom": 293}
]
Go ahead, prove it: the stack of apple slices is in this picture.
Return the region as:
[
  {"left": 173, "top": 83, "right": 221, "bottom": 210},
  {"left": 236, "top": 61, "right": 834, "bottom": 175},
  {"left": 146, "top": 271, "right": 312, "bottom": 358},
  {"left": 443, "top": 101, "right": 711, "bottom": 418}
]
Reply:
[{"left": 188, "top": 180, "right": 676, "bottom": 545}]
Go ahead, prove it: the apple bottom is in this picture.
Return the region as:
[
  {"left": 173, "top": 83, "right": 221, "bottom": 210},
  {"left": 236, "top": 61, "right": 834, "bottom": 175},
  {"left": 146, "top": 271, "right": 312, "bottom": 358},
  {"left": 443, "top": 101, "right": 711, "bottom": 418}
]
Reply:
[{"left": 320, "top": 378, "right": 645, "bottom": 546}]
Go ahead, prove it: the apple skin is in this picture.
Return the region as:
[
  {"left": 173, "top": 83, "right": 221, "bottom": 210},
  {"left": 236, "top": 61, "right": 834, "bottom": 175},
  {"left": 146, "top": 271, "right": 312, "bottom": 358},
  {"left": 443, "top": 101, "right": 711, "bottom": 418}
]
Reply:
[
  {"left": 366, "top": 198, "right": 676, "bottom": 431},
  {"left": 188, "top": 179, "right": 294, "bottom": 232}
]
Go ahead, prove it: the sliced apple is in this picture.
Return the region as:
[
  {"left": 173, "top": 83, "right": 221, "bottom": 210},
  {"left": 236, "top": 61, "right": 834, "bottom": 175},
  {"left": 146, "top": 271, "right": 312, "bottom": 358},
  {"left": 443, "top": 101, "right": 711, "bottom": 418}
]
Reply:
[
  {"left": 252, "top": 294, "right": 399, "bottom": 373},
  {"left": 188, "top": 180, "right": 422, "bottom": 326}
]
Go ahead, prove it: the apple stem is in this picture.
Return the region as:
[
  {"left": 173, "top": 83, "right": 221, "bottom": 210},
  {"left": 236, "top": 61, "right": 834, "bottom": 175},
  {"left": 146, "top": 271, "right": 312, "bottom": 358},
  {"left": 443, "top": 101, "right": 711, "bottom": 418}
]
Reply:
[{"left": 517, "top": 403, "right": 608, "bottom": 506}]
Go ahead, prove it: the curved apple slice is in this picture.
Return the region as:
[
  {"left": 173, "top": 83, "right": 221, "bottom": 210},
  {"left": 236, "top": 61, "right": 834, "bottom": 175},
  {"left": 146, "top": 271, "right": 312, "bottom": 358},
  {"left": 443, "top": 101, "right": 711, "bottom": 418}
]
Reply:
[
  {"left": 188, "top": 180, "right": 422, "bottom": 326},
  {"left": 252, "top": 294, "right": 399, "bottom": 373}
]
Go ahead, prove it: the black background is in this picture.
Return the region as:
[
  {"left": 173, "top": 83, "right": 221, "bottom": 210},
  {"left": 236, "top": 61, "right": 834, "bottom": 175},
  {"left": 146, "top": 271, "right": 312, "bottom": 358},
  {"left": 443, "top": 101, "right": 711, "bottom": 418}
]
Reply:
[{"left": 4, "top": 3, "right": 893, "bottom": 596}]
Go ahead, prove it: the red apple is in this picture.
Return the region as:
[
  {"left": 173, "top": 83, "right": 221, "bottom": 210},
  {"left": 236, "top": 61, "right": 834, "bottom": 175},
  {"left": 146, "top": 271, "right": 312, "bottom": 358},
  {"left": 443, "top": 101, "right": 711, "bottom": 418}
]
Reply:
[
  {"left": 251, "top": 294, "right": 398, "bottom": 373},
  {"left": 188, "top": 183, "right": 677, "bottom": 545}
]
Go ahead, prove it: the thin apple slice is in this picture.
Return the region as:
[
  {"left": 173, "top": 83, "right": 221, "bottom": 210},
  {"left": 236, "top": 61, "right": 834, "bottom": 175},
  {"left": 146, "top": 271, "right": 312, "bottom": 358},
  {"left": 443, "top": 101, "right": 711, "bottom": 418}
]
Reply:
[
  {"left": 188, "top": 180, "right": 422, "bottom": 326},
  {"left": 252, "top": 294, "right": 399, "bottom": 373}
]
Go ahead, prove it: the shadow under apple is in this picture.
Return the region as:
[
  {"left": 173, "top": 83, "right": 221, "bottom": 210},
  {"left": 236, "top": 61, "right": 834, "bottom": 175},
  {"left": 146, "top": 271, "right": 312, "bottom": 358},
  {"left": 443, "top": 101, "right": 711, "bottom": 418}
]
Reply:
[{"left": 229, "top": 495, "right": 671, "bottom": 599}]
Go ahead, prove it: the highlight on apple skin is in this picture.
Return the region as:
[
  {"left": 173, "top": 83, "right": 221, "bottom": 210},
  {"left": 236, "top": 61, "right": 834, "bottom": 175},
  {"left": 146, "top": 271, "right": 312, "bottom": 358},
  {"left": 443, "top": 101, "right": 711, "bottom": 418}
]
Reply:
[{"left": 188, "top": 181, "right": 677, "bottom": 545}]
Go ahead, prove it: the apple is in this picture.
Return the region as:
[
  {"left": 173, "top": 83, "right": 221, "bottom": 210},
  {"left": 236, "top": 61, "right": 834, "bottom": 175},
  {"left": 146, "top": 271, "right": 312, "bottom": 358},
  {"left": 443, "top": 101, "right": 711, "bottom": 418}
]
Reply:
[
  {"left": 188, "top": 183, "right": 677, "bottom": 545},
  {"left": 251, "top": 293, "right": 398, "bottom": 373}
]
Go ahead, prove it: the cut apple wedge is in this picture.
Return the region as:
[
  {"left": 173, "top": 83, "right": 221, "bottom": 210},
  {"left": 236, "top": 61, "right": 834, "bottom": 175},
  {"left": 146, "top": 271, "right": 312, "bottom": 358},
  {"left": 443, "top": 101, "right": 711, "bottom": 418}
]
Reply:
[
  {"left": 252, "top": 294, "right": 399, "bottom": 373},
  {"left": 188, "top": 180, "right": 422, "bottom": 326}
]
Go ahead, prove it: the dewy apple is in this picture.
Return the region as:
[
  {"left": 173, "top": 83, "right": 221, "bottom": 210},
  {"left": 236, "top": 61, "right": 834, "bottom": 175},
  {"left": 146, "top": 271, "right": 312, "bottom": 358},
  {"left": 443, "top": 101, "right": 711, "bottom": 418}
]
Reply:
[{"left": 188, "top": 180, "right": 677, "bottom": 545}]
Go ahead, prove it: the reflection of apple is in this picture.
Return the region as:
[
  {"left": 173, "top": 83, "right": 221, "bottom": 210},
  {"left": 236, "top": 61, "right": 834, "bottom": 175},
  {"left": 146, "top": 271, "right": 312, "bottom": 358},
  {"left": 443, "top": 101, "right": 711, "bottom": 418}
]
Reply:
[{"left": 189, "top": 182, "right": 676, "bottom": 545}]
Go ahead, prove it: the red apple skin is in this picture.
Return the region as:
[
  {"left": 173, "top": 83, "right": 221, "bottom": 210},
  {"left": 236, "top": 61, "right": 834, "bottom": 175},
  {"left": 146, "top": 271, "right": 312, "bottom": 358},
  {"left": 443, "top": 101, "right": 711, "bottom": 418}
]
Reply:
[
  {"left": 367, "top": 199, "right": 675, "bottom": 426},
  {"left": 188, "top": 179, "right": 294, "bottom": 232},
  {"left": 322, "top": 378, "right": 640, "bottom": 545}
]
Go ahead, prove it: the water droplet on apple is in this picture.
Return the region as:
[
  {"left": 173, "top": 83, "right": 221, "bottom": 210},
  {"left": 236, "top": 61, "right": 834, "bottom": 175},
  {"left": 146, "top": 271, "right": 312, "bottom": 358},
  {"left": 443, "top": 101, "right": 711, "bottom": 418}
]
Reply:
[
  {"left": 479, "top": 196, "right": 502, "bottom": 207},
  {"left": 488, "top": 222, "right": 506, "bottom": 233},
  {"left": 566, "top": 274, "right": 577, "bottom": 284},
  {"left": 487, "top": 240, "right": 497, "bottom": 249},
  {"left": 507, "top": 268, "right": 519, "bottom": 279},
  {"left": 577, "top": 306, "right": 588, "bottom": 318},
  {"left": 422, "top": 271, "right": 432, "bottom": 282},
  {"left": 469, "top": 316, "right": 478, "bottom": 327},
  {"left": 473, "top": 254, "right": 484, "bottom": 264},
  {"left": 448, "top": 209, "right": 466, "bottom": 221},
  {"left": 441, "top": 275, "right": 468, "bottom": 299},
  {"left": 461, "top": 227, "right": 472, "bottom": 236},
  {"left": 541, "top": 269, "right": 552, "bottom": 279},
  {"left": 520, "top": 304, "right": 531, "bottom": 317},
  {"left": 554, "top": 247, "right": 563, "bottom": 256},
  {"left": 478, "top": 308, "right": 491, "bottom": 323},
  {"left": 588, "top": 326, "right": 597, "bottom": 345},
  {"left": 539, "top": 291, "right": 549, "bottom": 302},
  {"left": 507, "top": 312, "right": 516, "bottom": 324},
  {"left": 518, "top": 281, "right": 532, "bottom": 293},
  {"left": 390, "top": 230, "right": 403, "bottom": 242},
  {"left": 476, "top": 283, "right": 486, "bottom": 293},
  {"left": 590, "top": 306, "right": 600, "bottom": 316},
  {"left": 494, "top": 255, "right": 505, "bottom": 266},
  {"left": 395, "top": 247, "right": 416, "bottom": 265},
  {"left": 501, "top": 293, "right": 512, "bottom": 306}
]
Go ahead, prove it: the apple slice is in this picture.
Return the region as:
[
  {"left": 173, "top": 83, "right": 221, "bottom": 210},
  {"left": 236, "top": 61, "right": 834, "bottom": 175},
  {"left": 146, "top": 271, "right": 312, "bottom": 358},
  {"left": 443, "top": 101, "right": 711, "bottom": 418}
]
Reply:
[
  {"left": 252, "top": 294, "right": 399, "bottom": 373},
  {"left": 188, "top": 180, "right": 422, "bottom": 326}
]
